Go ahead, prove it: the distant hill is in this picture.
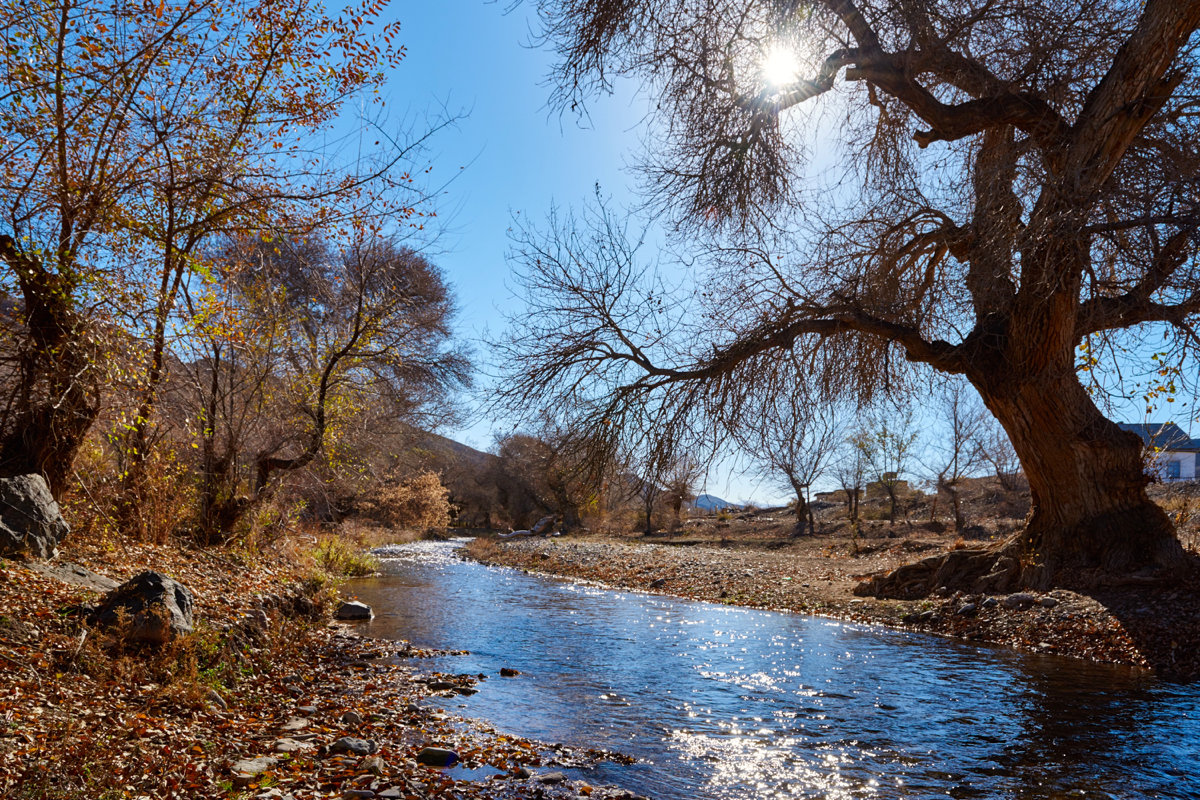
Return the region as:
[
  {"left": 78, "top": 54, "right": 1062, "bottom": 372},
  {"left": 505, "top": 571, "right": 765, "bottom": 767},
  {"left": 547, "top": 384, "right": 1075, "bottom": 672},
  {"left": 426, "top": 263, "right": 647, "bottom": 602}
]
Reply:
[{"left": 691, "top": 493, "right": 741, "bottom": 511}]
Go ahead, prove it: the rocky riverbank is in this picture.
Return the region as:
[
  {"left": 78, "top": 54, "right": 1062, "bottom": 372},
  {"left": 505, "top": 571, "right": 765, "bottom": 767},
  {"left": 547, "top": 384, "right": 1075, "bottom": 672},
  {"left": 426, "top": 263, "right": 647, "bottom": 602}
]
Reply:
[
  {"left": 0, "top": 539, "right": 643, "bottom": 799},
  {"left": 465, "top": 535, "right": 1200, "bottom": 682}
]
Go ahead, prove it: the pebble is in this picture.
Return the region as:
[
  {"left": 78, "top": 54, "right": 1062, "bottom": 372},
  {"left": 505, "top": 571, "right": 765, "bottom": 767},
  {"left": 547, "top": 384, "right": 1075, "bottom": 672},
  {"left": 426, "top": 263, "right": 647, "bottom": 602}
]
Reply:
[
  {"left": 342, "top": 791, "right": 375, "bottom": 799},
  {"left": 500, "top": 667, "right": 520, "bottom": 677},
  {"left": 981, "top": 596, "right": 999, "bottom": 608},
  {"left": 1039, "top": 597, "right": 1059, "bottom": 609},
  {"left": 281, "top": 716, "right": 309, "bottom": 732},
  {"left": 274, "top": 738, "right": 314, "bottom": 753},
  {"left": 341, "top": 710, "right": 364, "bottom": 727},
  {"left": 537, "top": 771, "right": 567, "bottom": 784},
  {"left": 957, "top": 603, "right": 978, "bottom": 617}
]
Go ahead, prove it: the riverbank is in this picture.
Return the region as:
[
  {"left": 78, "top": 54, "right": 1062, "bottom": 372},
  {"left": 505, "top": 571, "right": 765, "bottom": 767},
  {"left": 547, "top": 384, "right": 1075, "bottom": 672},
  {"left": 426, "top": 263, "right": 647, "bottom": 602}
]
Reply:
[
  {"left": 0, "top": 538, "right": 642, "bottom": 799},
  {"left": 465, "top": 533, "right": 1200, "bottom": 682}
]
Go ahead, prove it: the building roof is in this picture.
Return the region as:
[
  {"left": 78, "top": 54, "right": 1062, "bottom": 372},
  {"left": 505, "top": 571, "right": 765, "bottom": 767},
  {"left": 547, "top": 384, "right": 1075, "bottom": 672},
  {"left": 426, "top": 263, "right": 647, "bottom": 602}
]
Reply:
[{"left": 1117, "top": 422, "right": 1200, "bottom": 452}]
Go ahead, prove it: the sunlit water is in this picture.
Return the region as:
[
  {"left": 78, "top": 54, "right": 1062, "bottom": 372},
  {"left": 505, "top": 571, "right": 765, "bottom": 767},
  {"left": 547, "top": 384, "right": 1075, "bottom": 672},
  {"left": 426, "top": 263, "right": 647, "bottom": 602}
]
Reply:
[{"left": 347, "top": 540, "right": 1200, "bottom": 800}]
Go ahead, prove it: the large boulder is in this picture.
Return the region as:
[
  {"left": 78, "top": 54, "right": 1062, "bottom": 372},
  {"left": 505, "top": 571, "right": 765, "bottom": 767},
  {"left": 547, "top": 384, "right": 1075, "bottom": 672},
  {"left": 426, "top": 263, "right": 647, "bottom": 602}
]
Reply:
[
  {"left": 0, "top": 474, "right": 70, "bottom": 560},
  {"left": 94, "top": 571, "right": 195, "bottom": 644}
]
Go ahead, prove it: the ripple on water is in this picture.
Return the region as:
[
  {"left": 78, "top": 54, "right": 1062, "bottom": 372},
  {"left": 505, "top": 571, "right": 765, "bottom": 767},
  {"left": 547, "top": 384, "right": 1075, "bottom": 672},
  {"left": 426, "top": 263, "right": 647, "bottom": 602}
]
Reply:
[{"left": 348, "top": 540, "right": 1200, "bottom": 800}]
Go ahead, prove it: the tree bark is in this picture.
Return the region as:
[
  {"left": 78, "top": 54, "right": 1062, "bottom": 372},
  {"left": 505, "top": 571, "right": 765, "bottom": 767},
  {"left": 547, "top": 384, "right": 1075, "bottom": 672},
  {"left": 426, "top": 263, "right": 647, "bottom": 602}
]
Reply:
[{"left": 976, "top": 371, "right": 1183, "bottom": 586}]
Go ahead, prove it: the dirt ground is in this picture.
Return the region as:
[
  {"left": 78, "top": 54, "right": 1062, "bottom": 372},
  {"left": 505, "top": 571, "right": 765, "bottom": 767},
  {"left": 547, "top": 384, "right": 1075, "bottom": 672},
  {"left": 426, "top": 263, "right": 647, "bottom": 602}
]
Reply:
[
  {"left": 465, "top": 478, "right": 1200, "bottom": 682},
  {"left": 0, "top": 538, "right": 643, "bottom": 800}
]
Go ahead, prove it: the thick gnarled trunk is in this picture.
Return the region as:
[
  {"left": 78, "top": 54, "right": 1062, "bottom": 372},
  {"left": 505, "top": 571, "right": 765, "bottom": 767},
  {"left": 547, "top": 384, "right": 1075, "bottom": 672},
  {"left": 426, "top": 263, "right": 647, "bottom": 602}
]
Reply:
[{"left": 977, "top": 371, "right": 1182, "bottom": 585}]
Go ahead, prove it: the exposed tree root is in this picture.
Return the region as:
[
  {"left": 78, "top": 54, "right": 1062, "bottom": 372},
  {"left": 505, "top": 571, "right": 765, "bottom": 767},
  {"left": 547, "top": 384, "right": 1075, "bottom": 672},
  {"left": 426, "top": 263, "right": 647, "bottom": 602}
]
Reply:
[{"left": 853, "top": 539, "right": 1025, "bottom": 599}]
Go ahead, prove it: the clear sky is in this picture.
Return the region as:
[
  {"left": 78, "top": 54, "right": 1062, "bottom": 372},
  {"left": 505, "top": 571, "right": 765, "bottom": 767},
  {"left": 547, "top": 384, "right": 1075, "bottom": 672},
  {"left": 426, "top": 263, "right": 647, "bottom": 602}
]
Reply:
[{"left": 367, "top": 1, "right": 790, "bottom": 503}]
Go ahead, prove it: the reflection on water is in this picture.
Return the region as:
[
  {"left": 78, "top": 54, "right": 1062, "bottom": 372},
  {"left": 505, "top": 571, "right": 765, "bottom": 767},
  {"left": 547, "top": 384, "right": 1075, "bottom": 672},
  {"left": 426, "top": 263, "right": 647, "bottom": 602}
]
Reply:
[{"left": 349, "top": 540, "right": 1200, "bottom": 800}]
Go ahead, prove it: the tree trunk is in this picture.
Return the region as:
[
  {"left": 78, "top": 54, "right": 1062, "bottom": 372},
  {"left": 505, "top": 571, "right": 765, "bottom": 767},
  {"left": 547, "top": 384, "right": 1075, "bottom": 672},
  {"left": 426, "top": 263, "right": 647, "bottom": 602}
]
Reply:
[{"left": 977, "top": 372, "right": 1182, "bottom": 585}]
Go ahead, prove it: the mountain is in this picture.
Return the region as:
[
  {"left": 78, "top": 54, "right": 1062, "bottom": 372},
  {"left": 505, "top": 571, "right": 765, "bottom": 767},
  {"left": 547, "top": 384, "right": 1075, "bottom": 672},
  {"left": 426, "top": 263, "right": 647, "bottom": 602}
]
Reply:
[{"left": 691, "top": 493, "right": 741, "bottom": 511}]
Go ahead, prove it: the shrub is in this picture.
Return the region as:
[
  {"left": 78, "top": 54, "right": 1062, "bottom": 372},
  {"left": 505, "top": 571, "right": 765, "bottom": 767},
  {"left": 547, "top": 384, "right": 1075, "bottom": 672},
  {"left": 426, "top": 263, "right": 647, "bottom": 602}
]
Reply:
[
  {"left": 370, "top": 471, "right": 451, "bottom": 529},
  {"left": 310, "top": 536, "right": 380, "bottom": 577}
]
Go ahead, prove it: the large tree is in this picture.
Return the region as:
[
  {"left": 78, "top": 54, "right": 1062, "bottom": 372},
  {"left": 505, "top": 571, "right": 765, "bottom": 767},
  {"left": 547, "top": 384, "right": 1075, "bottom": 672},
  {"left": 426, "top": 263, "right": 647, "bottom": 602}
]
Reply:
[{"left": 501, "top": 0, "right": 1200, "bottom": 591}]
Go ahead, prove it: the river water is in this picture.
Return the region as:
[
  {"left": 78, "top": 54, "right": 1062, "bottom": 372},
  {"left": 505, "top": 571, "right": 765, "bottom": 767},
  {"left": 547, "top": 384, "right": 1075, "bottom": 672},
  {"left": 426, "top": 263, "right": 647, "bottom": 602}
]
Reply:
[{"left": 347, "top": 540, "right": 1200, "bottom": 800}]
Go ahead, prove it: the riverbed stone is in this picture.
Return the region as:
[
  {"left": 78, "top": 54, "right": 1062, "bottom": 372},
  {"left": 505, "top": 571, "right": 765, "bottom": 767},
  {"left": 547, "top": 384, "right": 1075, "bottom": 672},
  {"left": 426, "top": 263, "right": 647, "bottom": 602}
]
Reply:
[
  {"left": 536, "top": 771, "right": 567, "bottom": 784},
  {"left": 341, "top": 710, "right": 364, "bottom": 728},
  {"left": 336, "top": 601, "right": 373, "bottom": 620},
  {"left": 231, "top": 756, "right": 278, "bottom": 785},
  {"left": 1001, "top": 593, "right": 1037, "bottom": 610},
  {"left": 274, "top": 738, "right": 314, "bottom": 753},
  {"left": 330, "top": 737, "right": 372, "bottom": 756},
  {"left": 94, "top": 571, "right": 194, "bottom": 644},
  {"left": 415, "top": 746, "right": 459, "bottom": 767},
  {"left": 360, "top": 754, "right": 387, "bottom": 776}
]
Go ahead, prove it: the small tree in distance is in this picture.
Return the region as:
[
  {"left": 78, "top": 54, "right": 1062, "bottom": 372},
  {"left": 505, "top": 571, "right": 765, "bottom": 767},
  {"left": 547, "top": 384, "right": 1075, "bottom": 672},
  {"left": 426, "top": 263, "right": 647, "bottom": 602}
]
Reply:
[{"left": 854, "top": 408, "right": 920, "bottom": 525}]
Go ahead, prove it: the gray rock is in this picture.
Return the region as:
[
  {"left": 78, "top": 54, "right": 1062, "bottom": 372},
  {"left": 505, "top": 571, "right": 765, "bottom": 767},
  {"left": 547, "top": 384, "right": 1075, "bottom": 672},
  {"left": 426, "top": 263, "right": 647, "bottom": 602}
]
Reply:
[
  {"left": 281, "top": 716, "right": 309, "bottom": 732},
  {"left": 0, "top": 474, "right": 70, "bottom": 560},
  {"left": 208, "top": 688, "right": 229, "bottom": 709},
  {"left": 330, "top": 737, "right": 372, "bottom": 756},
  {"left": 981, "top": 596, "right": 999, "bottom": 608},
  {"left": 342, "top": 791, "right": 375, "bottom": 799},
  {"left": 232, "top": 755, "right": 278, "bottom": 785},
  {"left": 341, "top": 710, "right": 364, "bottom": 728},
  {"left": 360, "top": 754, "right": 387, "bottom": 776},
  {"left": 297, "top": 705, "right": 318, "bottom": 714},
  {"left": 274, "top": 738, "right": 314, "bottom": 753},
  {"left": 415, "top": 746, "right": 459, "bottom": 767},
  {"left": 94, "top": 571, "right": 194, "bottom": 644},
  {"left": 649, "top": 578, "right": 666, "bottom": 588},
  {"left": 1039, "top": 597, "right": 1059, "bottom": 609},
  {"left": 29, "top": 561, "right": 117, "bottom": 592},
  {"left": 377, "top": 790, "right": 403, "bottom": 800},
  {"left": 515, "top": 766, "right": 532, "bottom": 779},
  {"left": 336, "top": 601, "right": 373, "bottom": 621},
  {"left": 957, "top": 603, "right": 978, "bottom": 617},
  {"left": 1001, "top": 592, "right": 1038, "bottom": 610},
  {"left": 537, "top": 771, "right": 567, "bottom": 784}
]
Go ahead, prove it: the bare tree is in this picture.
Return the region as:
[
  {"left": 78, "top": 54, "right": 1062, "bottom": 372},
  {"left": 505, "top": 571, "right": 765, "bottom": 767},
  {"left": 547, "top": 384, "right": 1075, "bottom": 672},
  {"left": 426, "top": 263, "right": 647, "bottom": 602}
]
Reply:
[
  {"left": 663, "top": 452, "right": 703, "bottom": 529},
  {"left": 974, "top": 418, "right": 1023, "bottom": 493},
  {"left": 923, "top": 380, "right": 988, "bottom": 532},
  {"left": 738, "top": 393, "right": 840, "bottom": 536},
  {"left": 833, "top": 436, "right": 866, "bottom": 525},
  {"left": 854, "top": 407, "right": 919, "bottom": 525},
  {"left": 500, "top": 0, "right": 1200, "bottom": 591}
]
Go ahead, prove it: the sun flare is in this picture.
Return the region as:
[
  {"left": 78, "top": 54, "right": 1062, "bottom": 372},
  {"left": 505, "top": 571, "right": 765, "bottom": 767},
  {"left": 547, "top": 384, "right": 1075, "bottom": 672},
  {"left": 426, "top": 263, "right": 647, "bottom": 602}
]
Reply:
[{"left": 761, "top": 44, "right": 800, "bottom": 88}]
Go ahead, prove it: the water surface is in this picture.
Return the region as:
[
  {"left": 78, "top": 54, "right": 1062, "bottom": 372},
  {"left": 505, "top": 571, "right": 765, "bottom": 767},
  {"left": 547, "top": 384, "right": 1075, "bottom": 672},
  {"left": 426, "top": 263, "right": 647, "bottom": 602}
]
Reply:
[{"left": 348, "top": 540, "right": 1200, "bottom": 800}]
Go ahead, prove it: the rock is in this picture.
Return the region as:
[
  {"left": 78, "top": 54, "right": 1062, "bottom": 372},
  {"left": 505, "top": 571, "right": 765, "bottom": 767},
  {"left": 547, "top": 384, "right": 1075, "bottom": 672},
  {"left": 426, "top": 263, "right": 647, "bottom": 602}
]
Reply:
[
  {"left": 1001, "top": 592, "right": 1038, "bottom": 610},
  {"left": 341, "top": 710, "right": 364, "bottom": 728},
  {"left": 531, "top": 515, "right": 556, "bottom": 535},
  {"left": 330, "top": 737, "right": 372, "bottom": 756},
  {"left": 981, "top": 596, "right": 999, "bottom": 608},
  {"left": 231, "top": 755, "right": 278, "bottom": 785},
  {"left": 274, "top": 738, "right": 314, "bottom": 753},
  {"left": 0, "top": 474, "right": 70, "bottom": 560},
  {"left": 537, "top": 771, "right": 567, "bottom": 784},
  {"left": 94, "top": 571, "right": 194, "bottom": 644},
  {"left": 297, "top": 705, "right": 318, "bottom": 714},
  {"left": 377, "top": 790, "right": 403, "bottom": 799},
  {"left": 649, "top": 578, "right": 666, "bottom": 588},
  {"left": 360, "top": 754, "right": 387, "bottom": 776},
  {"left": 500, "top": 667, "right": 520, "bottom": 677},
  {"left": 427, "top": 680, "right": 456, "bottom": 691},
  {"left": 515, "top": 766, "right": 532, "bottom": 779},
  {"left": 1039, "top": 597, "right": 1059, "bottom": 609},
  {"left": 208, "top": 689, "right": 229, "bottom": 709},
  {"left": 336, "top": 601, "right": 373, "bottom": 621},
  {"left": 281, "top": 716, "right": 309, "bottom": 732},
  {"left": 342, "top": 791, "right": 375, "bottom": 799},
  {"left": 28, "top": 561, "right": 117, "bottom": 592},
  {"left": 901, "top": 610, "right": 936, "bottom": 624},
  {"left": 415, "top": 746, "right": 459, "bottom": 767},
  {"left": 957, "top": 603, "right": 978, "bottom": 617},
  {"left": 240, "top": 609, "right": 270, "bottom": 634}
]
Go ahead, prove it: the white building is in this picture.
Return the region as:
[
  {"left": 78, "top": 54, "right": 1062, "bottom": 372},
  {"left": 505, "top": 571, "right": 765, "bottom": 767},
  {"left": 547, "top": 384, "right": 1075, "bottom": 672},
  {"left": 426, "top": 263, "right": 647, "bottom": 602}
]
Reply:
[{"left": 1117, "top": 422, "right": 1200, "bottom": 482}]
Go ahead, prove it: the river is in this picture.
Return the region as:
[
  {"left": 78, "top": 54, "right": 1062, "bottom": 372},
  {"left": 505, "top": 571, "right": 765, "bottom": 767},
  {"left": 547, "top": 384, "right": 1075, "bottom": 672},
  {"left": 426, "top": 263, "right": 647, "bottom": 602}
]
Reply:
[{"left": 346, "top": 539, "right": 1200, "bottom": 800}]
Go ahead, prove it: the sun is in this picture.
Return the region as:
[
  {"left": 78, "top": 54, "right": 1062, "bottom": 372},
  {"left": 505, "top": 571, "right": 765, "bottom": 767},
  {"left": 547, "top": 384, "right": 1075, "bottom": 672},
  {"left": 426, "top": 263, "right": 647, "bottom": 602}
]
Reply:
[{"left": 761, "top": 43, "right": 800, "bottom": 88}]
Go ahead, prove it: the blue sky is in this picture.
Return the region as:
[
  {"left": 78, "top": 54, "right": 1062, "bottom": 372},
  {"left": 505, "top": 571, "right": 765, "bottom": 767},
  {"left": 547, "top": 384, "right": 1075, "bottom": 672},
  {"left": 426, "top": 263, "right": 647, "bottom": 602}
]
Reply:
[{"left": 369, "top": 2, "right": 787, "bottom": 502}]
